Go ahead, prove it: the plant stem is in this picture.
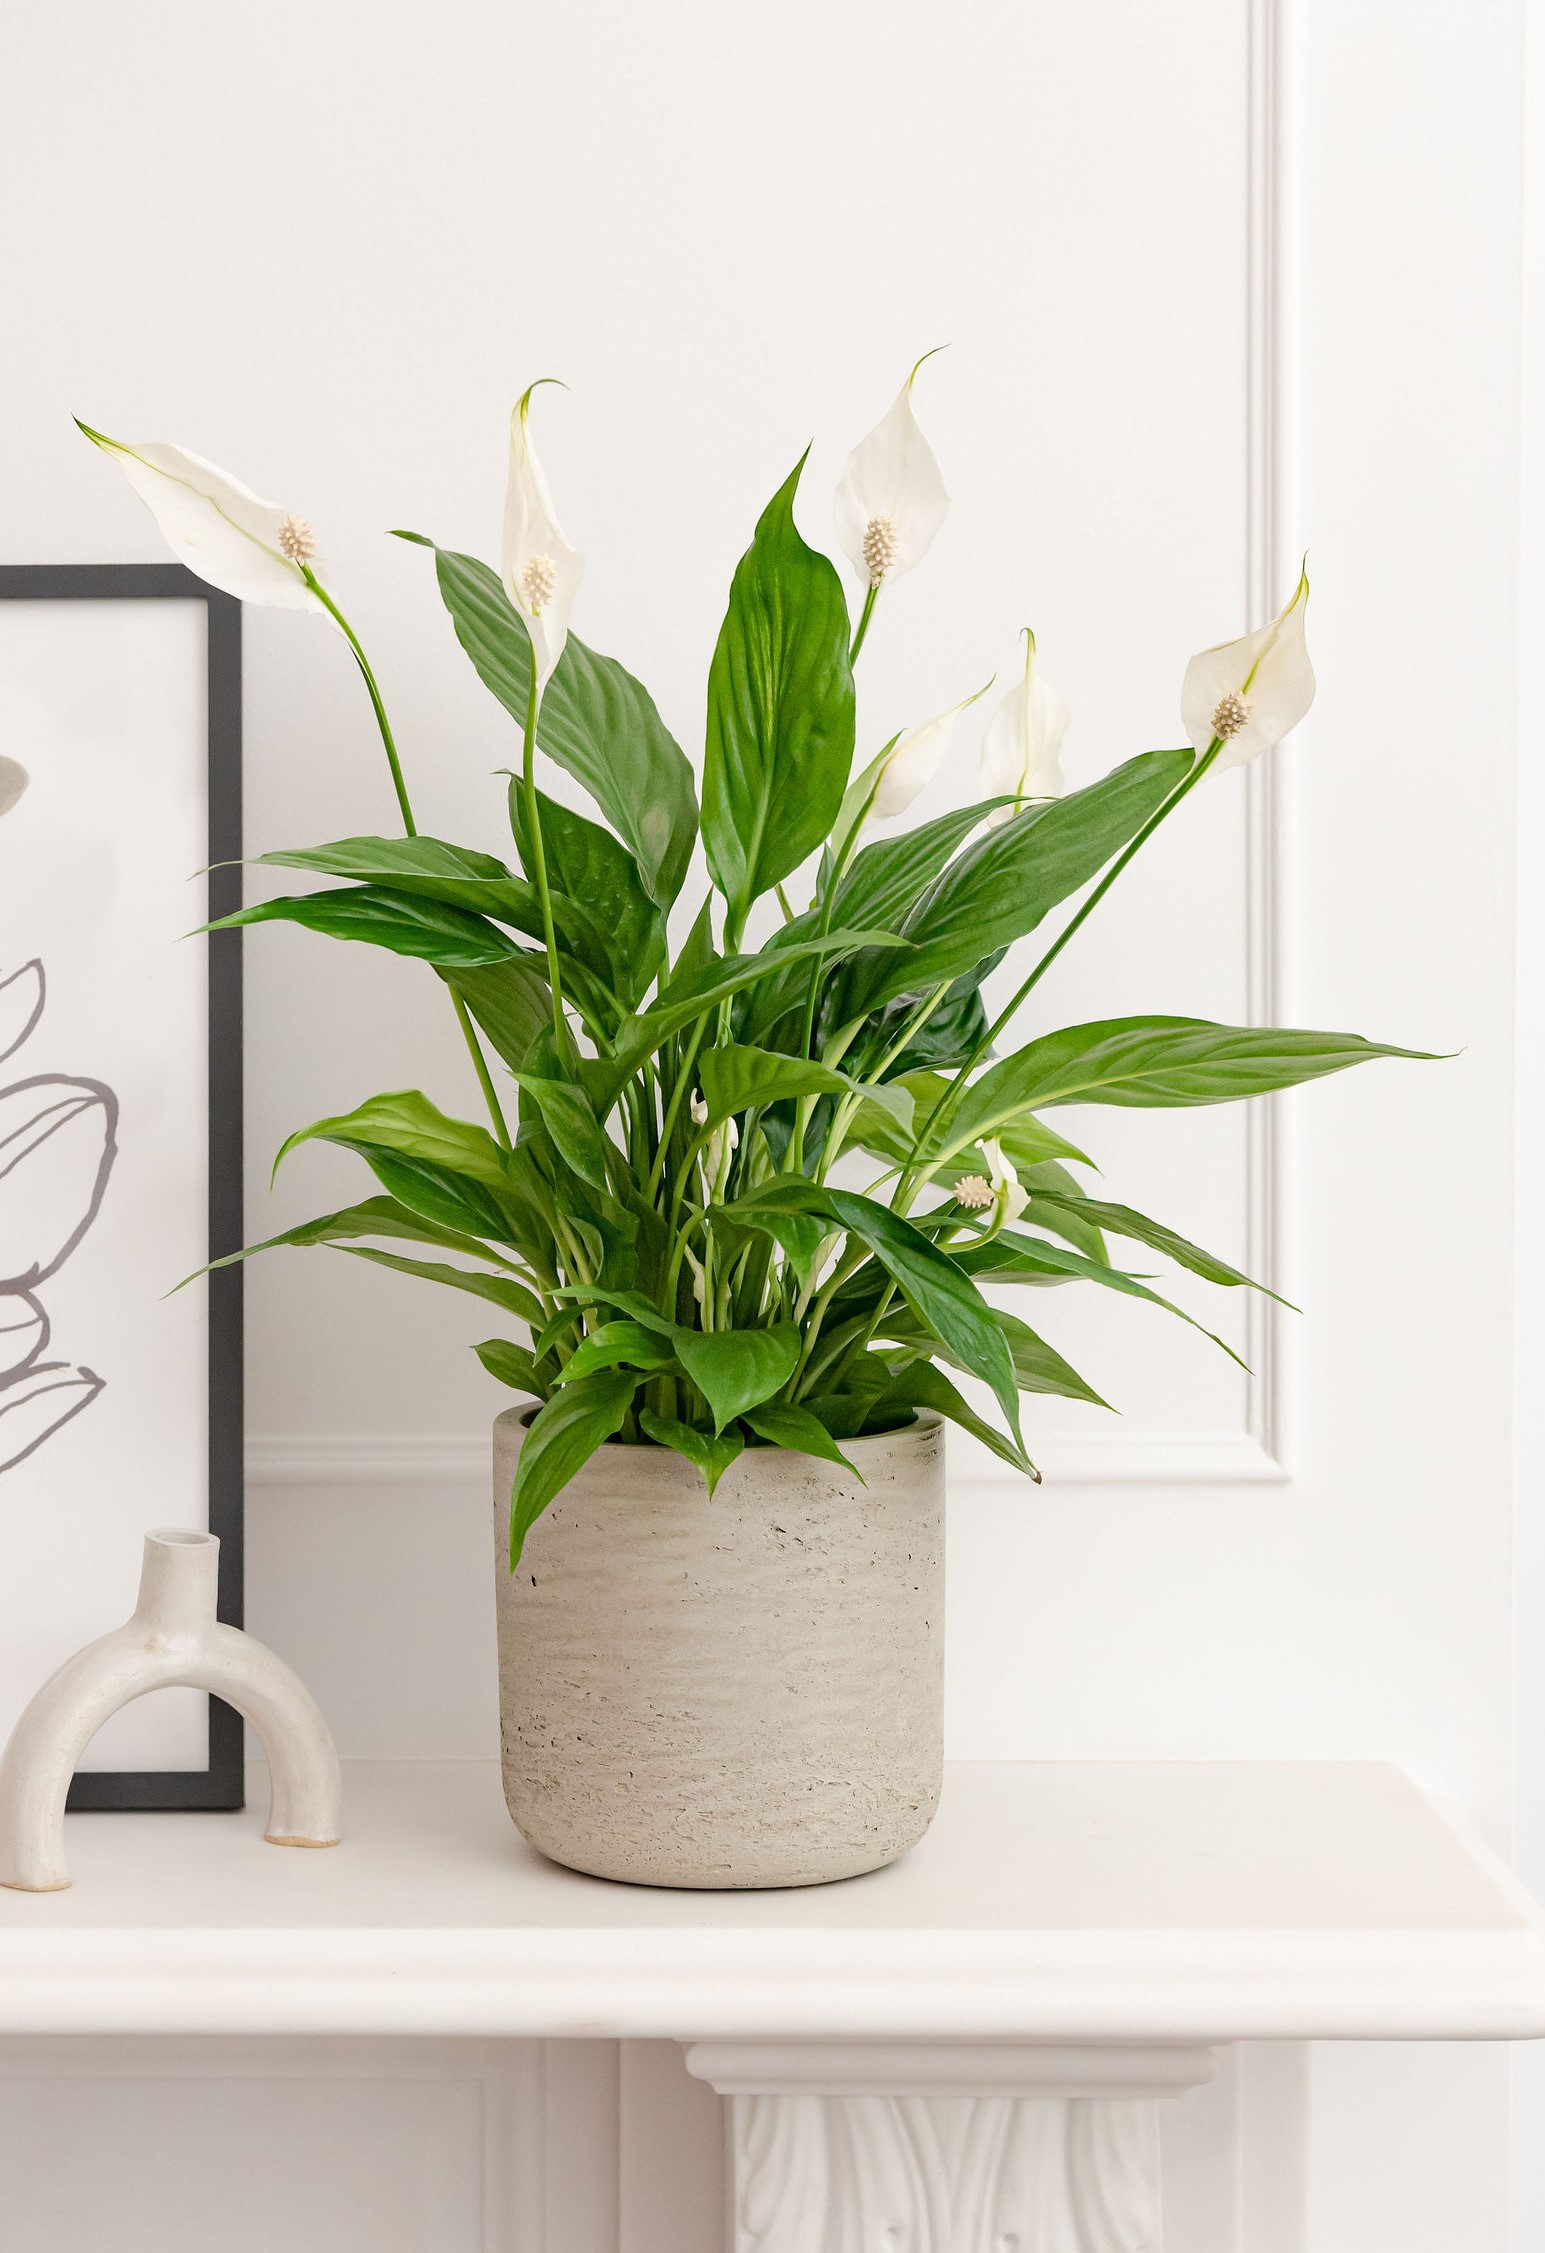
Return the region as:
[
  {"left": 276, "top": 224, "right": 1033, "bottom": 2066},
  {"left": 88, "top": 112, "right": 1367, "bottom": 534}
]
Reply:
[
  {"left": 302, "top": 567, "right": 511, "bottom": 1147},
  {"left": 452, "top": 990, "right": 512, "bottom": 1148},
  {"left": 849, "top": 582, "right": 879, "bottom": 666},
  {"left": 520, "top": 660, "right": 568, "bottom": 1056},
  {"left": 303, "top": 570, "right": 417, "bottom": 836}
]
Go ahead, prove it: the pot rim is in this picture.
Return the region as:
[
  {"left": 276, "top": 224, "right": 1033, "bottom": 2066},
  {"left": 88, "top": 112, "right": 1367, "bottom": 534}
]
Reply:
[{"left": 494, "top": 1400, "right": 942, "bottom": 1459}]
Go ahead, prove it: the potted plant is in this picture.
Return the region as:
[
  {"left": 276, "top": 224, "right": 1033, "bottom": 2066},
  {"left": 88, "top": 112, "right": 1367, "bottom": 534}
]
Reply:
[{"left": 81, "top": 370, "right": 1428, "bottom": 1888}]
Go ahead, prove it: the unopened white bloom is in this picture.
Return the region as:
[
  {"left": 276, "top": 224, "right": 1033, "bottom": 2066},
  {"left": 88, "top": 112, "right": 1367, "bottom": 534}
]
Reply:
[
  {"left": 980, "top": 631, "right": 1069, "bottom": 824},
  {"left": 0, "top": 759, "right": 28, "bottom": 818},
  {"left": 502, "top": 380, "right": 583, "bottom": 693},
  {"left": 1181, "top": 564, "right": 1315, "bottom": 772},
  {"left": 834, "top": 350, "right": 950, "bottom": 590},
  {"left": 75, "top": 422, "right": 328, "bottom": 611},
  {"left": 865, "top": 680, "right": 993, "bottom": 826},
  {"left": 690, "top": 1090, "right": 709, "bottom": 1129},
  {"left": 706, "top": 1112, "right": 740, "bottom": 1182}
]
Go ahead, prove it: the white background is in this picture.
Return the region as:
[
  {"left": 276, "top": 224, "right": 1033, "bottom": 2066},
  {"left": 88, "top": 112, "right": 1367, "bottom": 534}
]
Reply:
[{"left": 0, "top": 0, "right": 1538, "bottom": 2245}]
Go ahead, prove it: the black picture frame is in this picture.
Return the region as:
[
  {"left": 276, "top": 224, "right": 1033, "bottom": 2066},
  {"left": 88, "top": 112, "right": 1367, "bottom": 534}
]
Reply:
[{"left": 0, "top": 563, "right": 244, "bottom": 1812}]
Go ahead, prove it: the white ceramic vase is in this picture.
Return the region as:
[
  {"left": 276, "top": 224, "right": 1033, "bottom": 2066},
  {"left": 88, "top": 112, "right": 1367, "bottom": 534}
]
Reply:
[{"left": 491, "top": 1407, "right": 944, "bottom": 1890}]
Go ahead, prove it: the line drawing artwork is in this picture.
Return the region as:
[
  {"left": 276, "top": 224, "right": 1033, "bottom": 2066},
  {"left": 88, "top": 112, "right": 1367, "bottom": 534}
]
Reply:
[{"left": 0, "top": 756, "right": 121, "bottom": 1475}]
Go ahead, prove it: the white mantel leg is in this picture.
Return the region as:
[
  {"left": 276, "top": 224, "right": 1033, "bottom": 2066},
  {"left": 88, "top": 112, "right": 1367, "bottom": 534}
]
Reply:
[{"left": 684, "top": 2043, "right": 1217, "bottom": 2253}]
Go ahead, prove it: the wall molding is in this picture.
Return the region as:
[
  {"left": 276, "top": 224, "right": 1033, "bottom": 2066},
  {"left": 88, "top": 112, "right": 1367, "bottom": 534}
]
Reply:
[
  {"left": 1241, "top": 0, "right": 1295, "bottom": 1479},
  {"left": 244, "top": 1427, "right": 1291, "bottom": 1491}
]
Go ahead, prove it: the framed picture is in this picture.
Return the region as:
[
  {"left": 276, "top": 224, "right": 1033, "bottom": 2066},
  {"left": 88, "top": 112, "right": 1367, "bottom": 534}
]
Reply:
[{"left": 0, "top": 563, "right": 243, "bottom": 1810}]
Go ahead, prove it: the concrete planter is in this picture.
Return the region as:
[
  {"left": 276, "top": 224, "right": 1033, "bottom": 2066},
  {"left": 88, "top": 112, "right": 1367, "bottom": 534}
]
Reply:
[{"left": 492, "top": 1407, "right": 944, "bottom": 1889}]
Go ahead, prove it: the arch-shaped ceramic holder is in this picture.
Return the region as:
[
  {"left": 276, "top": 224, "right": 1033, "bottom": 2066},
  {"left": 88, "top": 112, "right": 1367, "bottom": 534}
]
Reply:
[{"left": 0, "top": 1528, "right": 341, "bottom": 1891}]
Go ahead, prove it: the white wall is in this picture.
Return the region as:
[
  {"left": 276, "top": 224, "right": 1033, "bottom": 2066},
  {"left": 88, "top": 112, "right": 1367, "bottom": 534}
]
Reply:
[{"left": 0, "top": 0, "right": 1534, "bottom": 2245}]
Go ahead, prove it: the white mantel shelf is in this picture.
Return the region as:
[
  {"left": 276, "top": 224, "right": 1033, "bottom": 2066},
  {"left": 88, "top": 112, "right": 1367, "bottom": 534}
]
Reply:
[{"left": 0, "top": 1759, "right": 1542, "bottom": 2043}]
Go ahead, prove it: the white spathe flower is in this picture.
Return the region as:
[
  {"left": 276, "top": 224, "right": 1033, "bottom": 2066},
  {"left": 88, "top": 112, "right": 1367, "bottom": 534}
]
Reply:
[
  {"left": 860, "top": 679, "right": 994, "bottom": 830},
  {"left": 980, "top": 630, "right": 1070, "bottom": 825},
  {"left": 981, "top": 1137, "right": 1028, "bottom": 1224},
  {"left": 1180, "top": 564, "right": 1315, "bottom": 772},
  {"left": 834, "top": 349, "right": 950, "bottom": 590},
  {"left": 0, "top": 759, "right": 28, "bottom": 818},
  {"left": 75, "top": 422, "right": 327, "bottom": 611},
  {"left": 502, "top": 380, "right": 583, "bottom": 693}
]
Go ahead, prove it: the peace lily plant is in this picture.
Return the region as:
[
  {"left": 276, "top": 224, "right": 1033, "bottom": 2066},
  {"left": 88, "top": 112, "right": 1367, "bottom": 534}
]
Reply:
[{"left": 82, "top": 377, "right": 1427, "bottom": 1571}]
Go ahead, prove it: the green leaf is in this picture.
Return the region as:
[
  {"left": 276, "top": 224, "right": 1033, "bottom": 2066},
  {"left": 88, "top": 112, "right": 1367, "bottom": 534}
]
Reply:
[
  {"left": 702, "top": 453, "right": 856, "bottom": 931},
  {"left": 696, "top": 1040, "right": 912, "bottom": 1133},
  {"left": 508, "top": 783, "right": 665, "bottom": 1006},
  {"left": 275, "top": 1089, "right": 528, "bottom": 1244},
  {"left": 638, "top": 1409, "right": 745, "bottom": 1496},
  {"left": 831, "top": 799, "right": 1008, "bottom": 937},
  {"left": 513, "top": 1073, "right": 612, "bottom": 1191},
  {"left": 849, "top": 1070, "right": 1092, "bottom": 1177},
  {"left": 942, "top": 1015, "right": 1438, "bottom": 1147},
  {"left": 561, "top": 1319, "right": 678, "bottom": 1380},
  {"left": 879, "top": 1301, "right": 1107, "bottom": 1407},
  {"left": 743, "top": 1400, "right": 861, "bottom": 1477},
  {"left": 209, "top": 885, "right": 521, "bottom": 969},
  {"left": 336, "top": 1245, "right": 546, "bottom": 1327},
  {"left": 992, "top": 1307, "right": 1109, "bottom": 1404},
  {"left": 958, "top": 1230, "right": 1248, "bottom": 1367},
  {"left": 189, "top": 1193, "right": 517, "bottom": 1284},
  {"left": 444, "top": 958, "right": 551, "bottom": 1074},
  {"left": 732, "top": 1182, "right": 1024, "bottom": 1448},
  {"left": 252, "top": 834, "right": 535, "bottom": 922},
  {"left": 878, "top": 1358, "right": 1039, "bottom": 1480},
  {"left": 673, "top": 1323, "right": 802, "bottom": 1434},
  {"left": 474, "top": 1338, "right": 554, "bottom": 1396},
  {"left": 709, "top": 1203, "right": 830, "bottom": 1291},
  {"left": 1026, "top": 1190, "right": 1292, "bottom": 1305},
  {"left": 847, "top": 749, "right": 1195, "bottom": 1015},
  {"left": 508, "top": 1371, "right": 639, "bottom": 1566},
  {"left": 399, "top": 538, "right": 697, "bottom": 908},
  {"left": 1014, "top": 1162, "right": 1109, "bottom": 1264}
]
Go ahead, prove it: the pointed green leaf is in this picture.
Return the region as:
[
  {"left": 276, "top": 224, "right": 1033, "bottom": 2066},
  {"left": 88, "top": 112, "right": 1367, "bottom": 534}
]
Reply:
[
  {"left": 942, "top": 1016, "right": 1438, "bottom": 1150},
  {"left": 444, "top": 958, "right": 551, "bottom": 1074},
  {"left": 562, "top": 1319, "right": 678, "bottom": 1380},
  {"left": 513, "top": 1074, "right": 611, "bottom": 1190},
  {"left": 1025, "top": 1190, "right": 1292, "bottom": 1305},
  {"left": 399, "top": 538, "right": 698, "bottom": 909},
  {"left": 673, "top": 1323, "right": 802, "bottom": 1434},
  {"left": 337, "top": 1245, "right": 545, "bottom": 1326},
  {"left": 208, "top": 885, "right": 522, "bottom": 969},
  {"left": 847, "top": 750, "right": 1194, "bottom": 1014},
  {"left": 743, "top": 1401, "right": 861, "bottom": 1478},
  {"left": 508, "top": 1372, "right": 639, "bottom": 1566},
  {"left": 703, "top": 454, "right": 856, "bottom": 930},
  {"left": 638, "top": 1409, "right": 745, "bottom": 1496},
  {"left": 474, "top": 1338, "right": 555, "bottom": 1396},
  {"left": 878, "top": 1359, "right": 1039, "bottom": 1480},
  {"left": 730, "top": 1182, "right": 1023, "bottom": 1448}
]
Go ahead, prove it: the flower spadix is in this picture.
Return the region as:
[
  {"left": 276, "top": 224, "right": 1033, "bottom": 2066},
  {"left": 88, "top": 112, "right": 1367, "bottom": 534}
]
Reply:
[
  {"left": 955, "top": 1139, "right": 1027, "bottom": 1226},
  {"left": 979, "top": 630, "right": 1070, "bottom": 824},
  {"left": 1181, "top": 564, "right": 1315, "bottom": 771},
  {"left": 502, "top": 380, "right": 583, "bottom": 693},
  {"left": 834, "top": 350, "right": 950, "bottom": 591},
  {"left": 75, "top": 422, "right": 327, "bottom": 611}
]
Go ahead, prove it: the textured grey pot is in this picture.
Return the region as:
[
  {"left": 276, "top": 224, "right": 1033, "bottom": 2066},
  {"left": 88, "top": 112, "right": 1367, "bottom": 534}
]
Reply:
[{"left": 492, "top": 1406, "right": 944, "bottom": 1889}]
